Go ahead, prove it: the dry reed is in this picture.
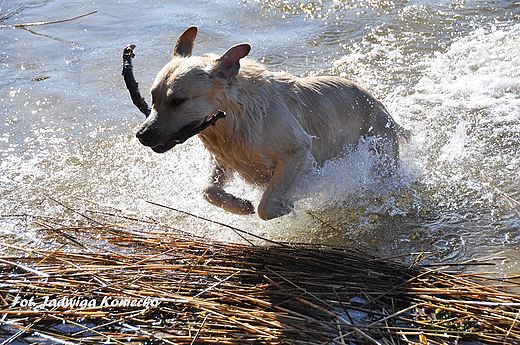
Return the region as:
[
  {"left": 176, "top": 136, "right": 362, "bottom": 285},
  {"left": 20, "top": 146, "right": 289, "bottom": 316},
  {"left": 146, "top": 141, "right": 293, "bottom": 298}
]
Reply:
[{"left": 1, "top": 200, "right": 519, "bottom": 345}]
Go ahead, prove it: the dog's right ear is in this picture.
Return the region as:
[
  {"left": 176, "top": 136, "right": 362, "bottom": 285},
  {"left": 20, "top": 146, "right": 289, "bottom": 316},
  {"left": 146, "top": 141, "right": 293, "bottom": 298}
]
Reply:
[
  {"left": 173, "top": 26, "right": 198, "bottom": 58},
  {"left": 211, "top": 44, "right": 251, "bottom": 79}
]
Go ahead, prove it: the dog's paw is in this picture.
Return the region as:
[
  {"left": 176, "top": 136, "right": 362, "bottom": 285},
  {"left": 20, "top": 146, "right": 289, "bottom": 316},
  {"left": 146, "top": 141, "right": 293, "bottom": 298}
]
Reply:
[
  {"left": 203, "top": 187, "right": 255, "bottom": 215},
  {"left": 257, "top": 199, "right": 293, "bottom": 220},
  {"left": 231, "top": 196, "right": 255, "bottom": 215}
]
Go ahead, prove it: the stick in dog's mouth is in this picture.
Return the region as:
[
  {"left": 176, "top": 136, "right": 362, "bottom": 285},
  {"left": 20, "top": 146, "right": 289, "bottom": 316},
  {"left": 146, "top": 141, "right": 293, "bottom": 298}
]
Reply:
[
  {"left": 151, "top": 111, "right": 227, "bottom": 153},
  {"left": 122, "top": 44, "right": 226, "bottom": 153}
]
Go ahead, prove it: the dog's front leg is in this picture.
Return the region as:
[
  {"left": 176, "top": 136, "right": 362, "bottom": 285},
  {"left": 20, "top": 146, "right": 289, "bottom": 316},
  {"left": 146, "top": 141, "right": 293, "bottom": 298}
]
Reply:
[
  {"left": 258, "top": 148, "right": 312, "bottom": 220},
  {"left": 203, "top": 159, "right": 255, "bottom": 215}
]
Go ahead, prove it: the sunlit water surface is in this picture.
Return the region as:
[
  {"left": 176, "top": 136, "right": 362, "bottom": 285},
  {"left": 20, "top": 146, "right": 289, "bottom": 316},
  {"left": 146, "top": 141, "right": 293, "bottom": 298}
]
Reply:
[{"left": 1, "top": 0, "right": 520, "bottom": 275}]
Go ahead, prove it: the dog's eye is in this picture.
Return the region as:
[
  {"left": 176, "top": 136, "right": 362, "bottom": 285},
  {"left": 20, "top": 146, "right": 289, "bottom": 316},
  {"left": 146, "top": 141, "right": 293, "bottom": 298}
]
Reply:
[{"left": 169, "top": 97, "right": 188, "bottom": 107}]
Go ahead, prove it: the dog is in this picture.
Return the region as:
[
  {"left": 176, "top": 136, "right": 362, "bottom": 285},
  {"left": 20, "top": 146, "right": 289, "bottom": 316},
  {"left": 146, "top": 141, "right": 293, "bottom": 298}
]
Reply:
[{"left": 136, "top": 26, "right": 405, "bottom": 220}]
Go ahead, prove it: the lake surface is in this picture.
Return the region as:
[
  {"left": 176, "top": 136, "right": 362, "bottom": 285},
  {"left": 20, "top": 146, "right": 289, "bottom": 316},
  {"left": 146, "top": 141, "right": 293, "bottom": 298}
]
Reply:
[{"left": 1, "top": 0, "right": 520, "bottom": 275}]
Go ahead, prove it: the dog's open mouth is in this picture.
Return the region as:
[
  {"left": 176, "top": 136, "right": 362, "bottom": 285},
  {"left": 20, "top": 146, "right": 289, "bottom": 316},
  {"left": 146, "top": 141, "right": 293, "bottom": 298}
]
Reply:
[{"left": 151, "top": 110, "right": 226, "bottom": 153}]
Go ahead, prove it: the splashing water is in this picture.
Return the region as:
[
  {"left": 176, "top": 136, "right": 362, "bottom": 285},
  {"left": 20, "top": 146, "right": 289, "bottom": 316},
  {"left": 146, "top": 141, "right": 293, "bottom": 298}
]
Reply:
[{"left": 1, "top": 1, "right": 519, "bottom": 275}]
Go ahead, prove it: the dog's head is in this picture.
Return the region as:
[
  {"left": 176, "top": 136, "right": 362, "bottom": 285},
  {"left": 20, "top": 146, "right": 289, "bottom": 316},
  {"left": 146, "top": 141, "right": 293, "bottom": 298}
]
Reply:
[{"left": 136, "top": 26, "right": 251, "bottom": 153}]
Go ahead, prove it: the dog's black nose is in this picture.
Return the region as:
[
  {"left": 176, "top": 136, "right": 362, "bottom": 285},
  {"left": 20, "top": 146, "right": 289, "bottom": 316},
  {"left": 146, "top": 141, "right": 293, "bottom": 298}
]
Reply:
[{"left": 136, "top": 128, "right": 157, "bottom": 147}]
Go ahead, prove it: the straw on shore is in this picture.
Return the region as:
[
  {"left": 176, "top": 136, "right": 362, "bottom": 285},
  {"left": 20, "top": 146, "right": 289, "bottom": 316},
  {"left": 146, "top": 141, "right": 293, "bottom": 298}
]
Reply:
[{"left": 1, "top": 201, "right": 519, "bottom": 345}]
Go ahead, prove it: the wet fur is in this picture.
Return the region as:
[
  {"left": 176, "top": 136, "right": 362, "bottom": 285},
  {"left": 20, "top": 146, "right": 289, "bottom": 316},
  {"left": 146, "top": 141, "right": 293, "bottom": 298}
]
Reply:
[{"left": 136, "top": 26, "right": 403, "bottom": 220}]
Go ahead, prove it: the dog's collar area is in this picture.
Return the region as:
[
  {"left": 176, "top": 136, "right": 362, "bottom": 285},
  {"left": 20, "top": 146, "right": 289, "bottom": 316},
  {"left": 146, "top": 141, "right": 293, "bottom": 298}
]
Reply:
[{"left": 152, "top": 110, "right": 226, "bottom": 153}]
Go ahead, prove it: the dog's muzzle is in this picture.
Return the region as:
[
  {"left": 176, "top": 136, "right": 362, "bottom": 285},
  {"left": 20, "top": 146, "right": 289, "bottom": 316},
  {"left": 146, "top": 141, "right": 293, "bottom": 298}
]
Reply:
[
  {"left": 136, "top": 110, "right": 226, "bottom": 153},
  {"left": 136, "top": 120, "right": 201, "bottom": 153}
]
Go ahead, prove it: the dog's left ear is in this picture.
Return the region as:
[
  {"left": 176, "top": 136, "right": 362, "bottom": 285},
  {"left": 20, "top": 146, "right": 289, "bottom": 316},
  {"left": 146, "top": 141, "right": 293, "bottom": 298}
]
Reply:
[
  {"left": 212, "top": 44, "right": 251, "bottom": 79},
  {"left": 173, "top": 26, "right": 198, "bottom": 58}
]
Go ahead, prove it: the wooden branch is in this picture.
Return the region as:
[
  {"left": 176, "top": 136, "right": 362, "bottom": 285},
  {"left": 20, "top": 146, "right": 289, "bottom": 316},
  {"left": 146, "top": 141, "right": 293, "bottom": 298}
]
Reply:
[
  {"left": 122, "top": 44, "right": 151, "bottom": 117},
  {"left": 122, "top": 43, "right": 226, "bottom": 140},
  {"left": 173, "top": 110, "right": 226, "bottom": 145},
  {"left": 0, "top": 11, "right": 98, "bottom": 28}
]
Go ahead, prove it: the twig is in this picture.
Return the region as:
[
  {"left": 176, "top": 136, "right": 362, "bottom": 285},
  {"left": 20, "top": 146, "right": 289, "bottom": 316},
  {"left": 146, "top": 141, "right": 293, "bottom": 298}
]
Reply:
[
  {"left": 172, "top": 110, "right": 227, "bottom": 145},
  {"left": 49, "top": 314, "right": 125, "bottom": 345},
  {"left": 0, "top": 314, "right": 48, "bottom": 345},
  {"left": 191, "top": 313, "right": 211, "bottom": 345},
  {"left": 0, "top": 11, "right": 97, "bottom": 28},
  {"left": 332, "top": 286, "right": 355, "bottom": 325},
  {"left": 0, "top": 258, "right": 49, "bottom": 277},
  {"left": 35, "top": 243, "right": 67, "bottom": 266},
  {"left": 34, "top": 220, "right": 95, "bottom": 253},
  {"left": 122, "top": 44, "right": 151, "bottom": 117},
  {"left": 177, "top": 248, "right": 210, "bottom": 290},
  {"left": 120, "top": 323, "right": 177, "bottom": 345},
  {"left": 125, "top": 247, "right": 179, "bottom": 267},
  {"left": 146, "top": 200, "right": 290, "bottom": 247},
  {"left": 122, "top": 44, "right": 227, "bottom": 142},
  {"left": 408, "top": 235, "right": 438, "bottom": 269},
  {"left": 505, "top": 309, "right": 520, "bottom": 345},
  {"left": 193, "top": 270, "right": 241, "bottom": 298},
  {"left": 44, "top": 194, "right": 103, "bottom": 226},
  {"left": 294, "top": 296, "right": 382, "bottom": 345},
  {"left": 30, "top": 332, "right": 78, "bottom": 345}
]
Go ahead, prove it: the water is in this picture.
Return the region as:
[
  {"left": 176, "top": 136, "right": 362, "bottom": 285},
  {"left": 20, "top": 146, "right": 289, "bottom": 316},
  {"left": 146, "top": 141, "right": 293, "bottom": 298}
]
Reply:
[{"left": 1, "top": 0, "right": 519, "bottom": 275}]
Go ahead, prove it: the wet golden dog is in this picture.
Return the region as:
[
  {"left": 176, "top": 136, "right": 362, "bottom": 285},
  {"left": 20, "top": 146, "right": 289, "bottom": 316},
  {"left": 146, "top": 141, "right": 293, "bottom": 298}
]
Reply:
[{"left": 136, "top": 26, "right": 404, "bottom": 220}]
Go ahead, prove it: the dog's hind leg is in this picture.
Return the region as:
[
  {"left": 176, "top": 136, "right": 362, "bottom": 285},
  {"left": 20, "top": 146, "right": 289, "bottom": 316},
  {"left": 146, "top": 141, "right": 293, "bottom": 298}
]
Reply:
[{"left": 203, "top": 158, "right": 255, "bottom": 215}]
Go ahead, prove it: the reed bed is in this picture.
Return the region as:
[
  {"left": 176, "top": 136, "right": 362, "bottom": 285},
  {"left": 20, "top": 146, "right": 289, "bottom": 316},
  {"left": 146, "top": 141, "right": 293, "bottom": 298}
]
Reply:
[{"left": 1, "top": 202, "right": 519, "bottom": 344}]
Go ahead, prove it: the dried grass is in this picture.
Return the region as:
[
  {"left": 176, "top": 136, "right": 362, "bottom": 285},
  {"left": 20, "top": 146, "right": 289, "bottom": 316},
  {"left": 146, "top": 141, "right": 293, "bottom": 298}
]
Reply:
[{"left": 1, "top": 200, "right": 519, "bottom": 345}]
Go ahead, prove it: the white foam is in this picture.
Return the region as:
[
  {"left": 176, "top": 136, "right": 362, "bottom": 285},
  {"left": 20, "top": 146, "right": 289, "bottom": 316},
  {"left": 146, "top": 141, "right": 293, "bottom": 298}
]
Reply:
[{"left": 413, "top": 24, "right": 520, "bottom": 118}]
